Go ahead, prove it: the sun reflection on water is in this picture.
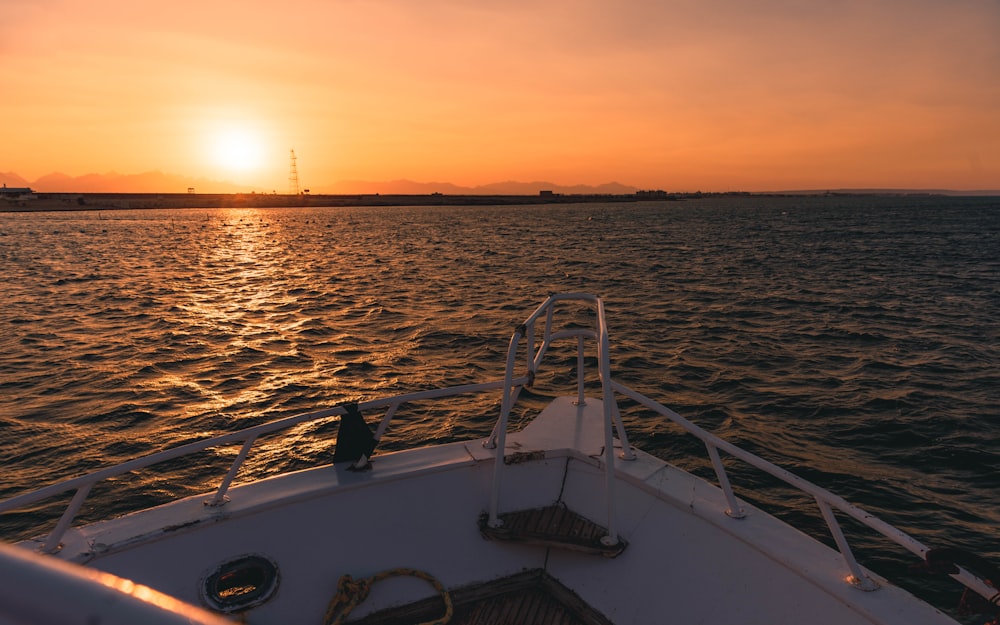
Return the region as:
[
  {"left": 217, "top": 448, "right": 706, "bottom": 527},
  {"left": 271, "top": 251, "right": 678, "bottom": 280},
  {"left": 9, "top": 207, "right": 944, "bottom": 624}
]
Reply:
[{"left": 149, "top": 208, "right": 326, "bottom": 422}]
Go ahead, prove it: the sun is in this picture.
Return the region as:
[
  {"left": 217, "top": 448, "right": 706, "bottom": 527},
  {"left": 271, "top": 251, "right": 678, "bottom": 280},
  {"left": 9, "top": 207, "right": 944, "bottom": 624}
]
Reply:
[{"left": 209, "top": 126, "right": 265, "bottom": 172}]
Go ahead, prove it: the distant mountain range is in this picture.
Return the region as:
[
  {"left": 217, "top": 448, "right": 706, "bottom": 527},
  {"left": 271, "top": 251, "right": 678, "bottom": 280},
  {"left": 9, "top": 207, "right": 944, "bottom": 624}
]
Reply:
[
  {"left": 319, "top": 179, "right": 639, "bottom": 195},
  {"left": 4, "top": 170, "right": 996, "bottom": 196},
  {"left": 0, "top": 170, "right": 640, "bottom": 196}
]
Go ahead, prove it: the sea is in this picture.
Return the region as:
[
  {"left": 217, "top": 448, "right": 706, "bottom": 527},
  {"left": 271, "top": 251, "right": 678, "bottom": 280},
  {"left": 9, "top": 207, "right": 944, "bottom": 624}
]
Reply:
[{"left": 1, "top": 194, "right": 998, "bottom": 617}]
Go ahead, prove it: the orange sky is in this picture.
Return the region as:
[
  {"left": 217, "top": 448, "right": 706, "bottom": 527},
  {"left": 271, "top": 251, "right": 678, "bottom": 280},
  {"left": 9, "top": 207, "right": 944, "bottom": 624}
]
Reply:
[{"left": 2, "top": 0, "right": 998, "bottom": 192}]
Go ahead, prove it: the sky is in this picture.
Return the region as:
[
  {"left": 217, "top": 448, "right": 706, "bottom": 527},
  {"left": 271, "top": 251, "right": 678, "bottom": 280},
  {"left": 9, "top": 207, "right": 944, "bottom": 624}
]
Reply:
[{"left": 2, "top": 0, "right": 998, "bottom": 193}]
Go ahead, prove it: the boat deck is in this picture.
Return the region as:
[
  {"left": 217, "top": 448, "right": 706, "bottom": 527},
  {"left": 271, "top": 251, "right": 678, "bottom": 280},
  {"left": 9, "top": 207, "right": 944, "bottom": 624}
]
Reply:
[{"left": 349, "top": 569, "right": 613, "bottom": 625}]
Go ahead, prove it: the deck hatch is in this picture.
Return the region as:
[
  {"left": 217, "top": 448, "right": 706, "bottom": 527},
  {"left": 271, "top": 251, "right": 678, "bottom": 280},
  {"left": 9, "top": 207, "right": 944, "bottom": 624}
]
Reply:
[
  {"left": 202, "top": 554, "right": 279, "bottom": 612},
  {"left": 479, "top": 504, "right": 627, "bottom": 557},
  {"left": 348, "top": 568, "right": 613, "bottom": 625}
]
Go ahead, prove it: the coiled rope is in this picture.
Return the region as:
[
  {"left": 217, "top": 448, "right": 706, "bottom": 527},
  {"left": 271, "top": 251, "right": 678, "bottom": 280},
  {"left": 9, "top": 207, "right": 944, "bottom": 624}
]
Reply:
[{"left": 323, "top": 567, "right": 453, "bottom": 625}]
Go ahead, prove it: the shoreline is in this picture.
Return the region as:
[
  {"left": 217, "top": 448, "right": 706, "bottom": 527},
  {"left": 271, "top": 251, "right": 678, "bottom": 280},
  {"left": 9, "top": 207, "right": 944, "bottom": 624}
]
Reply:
[
  {"left": 5, "top": 192, "right": 666, "bottom": 212},
  {"left": 0, "top": 190, "right": 983, "bottom": 212}
]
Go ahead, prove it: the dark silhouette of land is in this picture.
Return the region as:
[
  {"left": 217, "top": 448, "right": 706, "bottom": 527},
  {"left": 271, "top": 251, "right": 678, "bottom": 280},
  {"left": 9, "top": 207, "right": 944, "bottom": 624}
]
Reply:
[
  {"left": 1, "top": 189, "right": 994, "bottom": 212},
  {"left": 0, "top": 190, "right": 684, "bottom": 212}
]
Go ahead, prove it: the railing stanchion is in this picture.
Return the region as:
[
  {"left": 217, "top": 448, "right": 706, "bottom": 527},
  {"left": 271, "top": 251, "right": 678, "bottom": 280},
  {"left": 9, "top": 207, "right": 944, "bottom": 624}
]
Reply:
[
  {"left": 707, "top": 443, "right": 744, "bottom": 518},
  {"left": 42, "top": 482, "right": 93, "bottom": 554},
  {"left": 375, "top": 403, "right": 399, "bottom": 442},
  {"left": 487, "top": 327, "right": 523, "bottom": 528},
  {"left": 207, "top": 436, "right": 258, "bottom": 507},
  {"left": 596, "top": 300, "right": 619, "bottom": 546},
  {"left": 525, "top": 321, "right": 535, "bottom": 380},
  {"left": 611, "top": 401, "right": 635, "bottom": 460},
  {"left": 817, "top": 498, "right": 878, "bottom": 590},
  {"left": 576, "top": 335, "right": 586, "bottom": 405}
]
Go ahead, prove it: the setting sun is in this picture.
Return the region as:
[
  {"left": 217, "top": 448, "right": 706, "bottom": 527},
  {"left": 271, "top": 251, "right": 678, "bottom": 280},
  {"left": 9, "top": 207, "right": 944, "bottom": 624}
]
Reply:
[{"left": 209, "top": 127, "right": 266, "bottom": 173}]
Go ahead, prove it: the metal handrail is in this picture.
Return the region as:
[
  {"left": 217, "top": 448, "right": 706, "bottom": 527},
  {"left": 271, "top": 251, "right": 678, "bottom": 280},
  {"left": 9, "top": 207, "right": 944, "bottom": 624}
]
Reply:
[
  {"left": 484, "top": 293, "right": 632, "bottom": 547},
  {"left": 0, "top": 379, "right": 523, "bottom": 552},
  {"left": 610, "top": 380, "right": 1000, "bottom": 603}
]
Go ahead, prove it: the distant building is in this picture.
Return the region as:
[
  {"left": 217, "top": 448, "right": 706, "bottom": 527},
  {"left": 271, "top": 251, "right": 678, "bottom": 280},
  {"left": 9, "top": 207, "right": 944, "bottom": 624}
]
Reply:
[
  {"left": 635, "top": 190, "right": 669, "bottom": 199},
  {"left": 0, "top": 183, "right": 35, "bottom": 199}
]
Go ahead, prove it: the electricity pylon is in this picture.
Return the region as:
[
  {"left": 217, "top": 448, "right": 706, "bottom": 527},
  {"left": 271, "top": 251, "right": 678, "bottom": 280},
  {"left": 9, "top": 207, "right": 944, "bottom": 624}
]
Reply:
[{"left": 288, "top": 149, "right": 300, "bottom": 195}]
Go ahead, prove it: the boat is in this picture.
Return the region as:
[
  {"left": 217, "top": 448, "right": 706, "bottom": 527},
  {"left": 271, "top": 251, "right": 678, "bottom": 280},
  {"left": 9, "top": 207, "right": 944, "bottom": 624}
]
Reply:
[{"left": 0, "top": 293, "right": 997, "bottom": 624}]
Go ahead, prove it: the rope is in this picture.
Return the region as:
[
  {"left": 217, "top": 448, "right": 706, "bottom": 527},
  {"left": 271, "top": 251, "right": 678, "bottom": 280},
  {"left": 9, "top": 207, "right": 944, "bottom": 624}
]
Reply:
[{"left": 323, "top": 567, "right": 453, "bottom": 625}]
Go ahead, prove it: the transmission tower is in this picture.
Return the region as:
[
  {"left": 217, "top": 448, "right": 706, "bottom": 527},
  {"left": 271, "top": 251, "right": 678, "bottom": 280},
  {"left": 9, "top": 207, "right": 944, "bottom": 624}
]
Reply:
[{"left": 288, "top": 149, "right": 300, "bottom": 195}]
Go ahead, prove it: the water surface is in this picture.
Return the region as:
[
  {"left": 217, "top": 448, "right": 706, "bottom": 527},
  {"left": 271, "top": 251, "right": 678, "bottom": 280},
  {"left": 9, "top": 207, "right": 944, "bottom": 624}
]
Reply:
[{"left": 1, "top": 195, "right": 997, "bottom": 615}]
